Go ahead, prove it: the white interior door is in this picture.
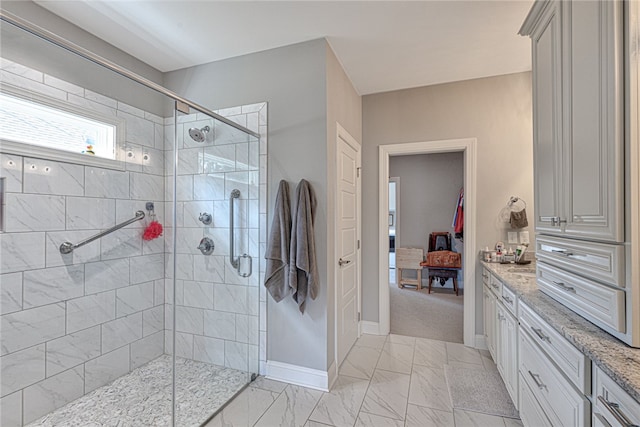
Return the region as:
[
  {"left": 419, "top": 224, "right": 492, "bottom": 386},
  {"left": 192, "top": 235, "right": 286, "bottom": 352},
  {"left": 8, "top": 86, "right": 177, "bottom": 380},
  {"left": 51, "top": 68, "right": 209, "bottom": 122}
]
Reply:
[{"left": 336, "top": 126, "right": 361, "bottom": 366}]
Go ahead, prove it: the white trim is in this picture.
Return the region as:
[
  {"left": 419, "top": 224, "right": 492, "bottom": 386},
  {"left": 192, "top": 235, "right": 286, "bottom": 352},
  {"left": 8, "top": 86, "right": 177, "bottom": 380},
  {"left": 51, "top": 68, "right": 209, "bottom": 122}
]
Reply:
[
  {"left": 334, "top": 123, "right": 362, "bottom": 370},
  {"left": 475, "top": 334, "right": 488, "bottom": 350},
  {"left": 266, "top": 360, "right": 332, "bottom": 392},
  {"left": 378, "top": 138, "right": 478, "bottom": 346},
  {"left": 361, "top": 321, "right": 382, "bottom": 335}
]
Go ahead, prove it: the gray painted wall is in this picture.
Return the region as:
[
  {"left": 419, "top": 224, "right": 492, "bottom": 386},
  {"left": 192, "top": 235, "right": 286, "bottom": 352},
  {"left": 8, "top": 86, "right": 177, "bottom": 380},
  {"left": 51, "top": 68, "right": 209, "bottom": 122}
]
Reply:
[
  {"left": 389, "top": 152, "right": 463, "bottom": 250},
  {"left": 362, "top": 72, "right": 534, "bottom": 333},
  {"left": 325, "top": 46, "right": 362, "bottom": 368},
  {"left": 165, "top": 39, "right": 332, "bottom": 371}
]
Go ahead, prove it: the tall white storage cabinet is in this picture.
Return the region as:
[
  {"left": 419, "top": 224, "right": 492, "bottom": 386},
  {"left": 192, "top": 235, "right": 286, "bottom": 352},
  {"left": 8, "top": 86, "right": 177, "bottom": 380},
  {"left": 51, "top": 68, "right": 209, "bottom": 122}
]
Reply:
[{"left": 521, "top": 0, "right": 640, "bottom": 347}]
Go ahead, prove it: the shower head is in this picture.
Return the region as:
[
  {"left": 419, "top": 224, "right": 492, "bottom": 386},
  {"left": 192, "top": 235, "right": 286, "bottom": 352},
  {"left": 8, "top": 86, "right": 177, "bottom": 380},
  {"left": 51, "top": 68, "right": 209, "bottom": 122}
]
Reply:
[{"left": 188, "top": 126, "right": 210, "bottom": 143}]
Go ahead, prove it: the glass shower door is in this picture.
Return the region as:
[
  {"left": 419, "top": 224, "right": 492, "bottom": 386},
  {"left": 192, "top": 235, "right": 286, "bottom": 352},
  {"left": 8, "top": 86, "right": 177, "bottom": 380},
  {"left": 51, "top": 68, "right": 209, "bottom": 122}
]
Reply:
[{"left": 170, "top": 106, "right": 260, "bottom": 426}]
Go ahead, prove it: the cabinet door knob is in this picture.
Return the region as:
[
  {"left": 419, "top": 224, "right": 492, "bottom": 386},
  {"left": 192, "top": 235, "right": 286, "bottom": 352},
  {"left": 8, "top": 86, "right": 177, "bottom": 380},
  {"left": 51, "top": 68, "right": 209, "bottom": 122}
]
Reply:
[{"left": 338, "top": 258, "right": 351, "bottom": 267}]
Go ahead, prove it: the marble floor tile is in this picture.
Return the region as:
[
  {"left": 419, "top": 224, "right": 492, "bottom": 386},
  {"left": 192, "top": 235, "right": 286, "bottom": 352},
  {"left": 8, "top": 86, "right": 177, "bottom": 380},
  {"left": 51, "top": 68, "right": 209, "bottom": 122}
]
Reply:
[
  {"left": 205, "top": 386, "right": 280, "bottom": 427},
  {"left": 408, "top": 365, "right": 452, "bottom": 412},
  {"left": 360, "top": 369, "right": 410, "bottom": 421},
  {"left": 251, "top": 376, "right": 288, "bottom": 393},
  {"left": 481, "top": 354, "right": 499, "bottom": 372},
  {"left": 339, "top": 345, "right": 380, "bottom": 379},
  {"left": 405, "top": 404, "right": 455, "bottom": 427},
  {"left": 304, "top": 421, "right": 333, "bottom": 427},
  {"left": 254, "top": 384, "right": 323, "bottom": 427},
  {"left": 445, "top": 342, "right": 483, "bottom": 365},
  {"left": 355, "top": 412, "right": 404, "bottom": 427},
  {"left": 355, "top": 334, "right": 387, "bottom": 350},
  {"left": 386, "top": 333, "right": 416, "bottom": 346},
  {"left": 503, "top": 417, "right": 525, "bottom": 427},
  {"left": 446, "top": 360, "right": 488, "bottom": 371},
  {"left": 308, "top": 375, "right": 369, "bottom": 427},
  {"left": 413, "top": 338, "right": 447, "bottom": 368},
  {"left": 454, "top": 409, "right": 507, "bottom": 427},
  {"left": 376, "top": 341, "right": 414, "bottom": 374}
]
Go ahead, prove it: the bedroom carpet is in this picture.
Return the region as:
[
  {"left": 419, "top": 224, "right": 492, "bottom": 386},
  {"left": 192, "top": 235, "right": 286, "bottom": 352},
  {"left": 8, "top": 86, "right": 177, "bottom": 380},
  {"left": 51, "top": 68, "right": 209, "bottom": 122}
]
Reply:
[{"left": 389, "top": 278, "right": 464, "bottom": 343}]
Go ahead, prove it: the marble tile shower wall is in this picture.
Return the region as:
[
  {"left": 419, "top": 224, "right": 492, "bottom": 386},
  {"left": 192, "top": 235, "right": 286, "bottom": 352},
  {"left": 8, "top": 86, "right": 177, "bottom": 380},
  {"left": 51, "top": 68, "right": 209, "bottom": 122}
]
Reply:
[
  {"left": 162, "top": 103, "right": 267, "bottom": 376},
  {"left": 0, "top": 60, "right": 166, "bottom": 426}
]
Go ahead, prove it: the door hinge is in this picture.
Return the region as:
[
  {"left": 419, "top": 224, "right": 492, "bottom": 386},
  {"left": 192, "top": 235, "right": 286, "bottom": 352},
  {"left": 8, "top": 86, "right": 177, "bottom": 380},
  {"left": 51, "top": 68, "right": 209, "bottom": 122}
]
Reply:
[
  {"left": 357, "top": 167, "right": 361, "bottom": 178},
  {"left": 357, "top": 312, "right": 361, "bottom": 321},
  {"left": 357, "top": 240, "right": 360, "bottom": 249}
]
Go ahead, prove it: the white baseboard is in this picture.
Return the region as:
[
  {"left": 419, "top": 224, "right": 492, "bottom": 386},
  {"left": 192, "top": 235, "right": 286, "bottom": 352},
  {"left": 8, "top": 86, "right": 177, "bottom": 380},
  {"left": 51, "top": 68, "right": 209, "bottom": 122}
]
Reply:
[
  {"left": 475, "top": 334, "right": 488, "bottom": 350},
  {"left": 266, "top": 360, "right": 331, "bottom": 392},
  {"left": 361, "top": 321, "right": 382, "bottom": 335}
]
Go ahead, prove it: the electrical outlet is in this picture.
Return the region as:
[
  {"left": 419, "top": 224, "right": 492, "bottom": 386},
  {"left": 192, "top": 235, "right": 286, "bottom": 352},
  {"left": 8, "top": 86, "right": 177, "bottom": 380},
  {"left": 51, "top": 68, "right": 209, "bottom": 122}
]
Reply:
[
  {"left": 519, "top": 231, "right": 530, "bottom": 244},
  {"left": 508, "top": 232, "right": 518, "bottom": 244}
]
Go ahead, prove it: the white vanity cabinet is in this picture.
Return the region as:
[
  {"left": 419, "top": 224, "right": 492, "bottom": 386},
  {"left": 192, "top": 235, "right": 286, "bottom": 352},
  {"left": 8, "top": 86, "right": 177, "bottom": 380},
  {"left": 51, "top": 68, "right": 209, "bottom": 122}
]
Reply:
[
  {"left": 521, "top": 0, "right": 640, "bottom": 348},
  {"left": 483, "top": 270, "right": 497, "bottom": 360},
  {"left": 483, "top": 269, "right": 519, "bottom": 408},
  {"left": 497, "top": 302, "right": 519, "bottom": 407},
  {"left": 592, "top": 366, "right": 640, "bottom": 427},
  {"left": 518, "top": 301, "right": 591, "bottom": 427},
  {"left": 522, "top": 0, "right": 624, "bottom": 243}
]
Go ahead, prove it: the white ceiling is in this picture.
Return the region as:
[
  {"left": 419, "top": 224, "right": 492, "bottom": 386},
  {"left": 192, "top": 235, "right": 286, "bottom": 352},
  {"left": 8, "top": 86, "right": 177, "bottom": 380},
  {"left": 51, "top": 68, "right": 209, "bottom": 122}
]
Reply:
[{"left": 34, "top": 0, "right": 534, "bottom": 95}]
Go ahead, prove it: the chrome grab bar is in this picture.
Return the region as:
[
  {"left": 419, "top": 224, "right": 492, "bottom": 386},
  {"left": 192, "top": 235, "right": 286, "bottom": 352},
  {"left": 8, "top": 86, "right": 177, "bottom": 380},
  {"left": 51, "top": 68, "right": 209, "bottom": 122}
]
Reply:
[
  {"left": 228, "top": 188, "right": 252, "bottom": 278},
  {"left": 229, "top": 189, "right": 241, "bottom": 269},
  {"left": 60, "top": 210, "right": 145, "bottom": 254}
]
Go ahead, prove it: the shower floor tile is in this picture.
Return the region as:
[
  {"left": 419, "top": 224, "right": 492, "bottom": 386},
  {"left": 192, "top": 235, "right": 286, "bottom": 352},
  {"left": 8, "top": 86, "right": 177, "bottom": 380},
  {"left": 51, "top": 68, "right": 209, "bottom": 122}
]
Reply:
[{"left": 27, "top": 355, "right": 250, "bottom": 427}]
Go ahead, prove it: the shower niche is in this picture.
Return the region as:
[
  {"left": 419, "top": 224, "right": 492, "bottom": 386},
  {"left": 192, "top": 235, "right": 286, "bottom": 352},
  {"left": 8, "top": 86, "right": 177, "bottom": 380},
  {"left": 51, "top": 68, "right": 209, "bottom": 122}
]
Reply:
[{"left": 0, "top": 12, "right": 266, "bottom": 427}]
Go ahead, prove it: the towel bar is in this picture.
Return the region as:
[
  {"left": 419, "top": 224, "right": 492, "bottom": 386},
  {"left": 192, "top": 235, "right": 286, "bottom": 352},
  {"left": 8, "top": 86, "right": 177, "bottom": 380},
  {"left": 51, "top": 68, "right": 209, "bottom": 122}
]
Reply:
[{"left": 59, "top": 210, "right": 145, "bottom": 254}]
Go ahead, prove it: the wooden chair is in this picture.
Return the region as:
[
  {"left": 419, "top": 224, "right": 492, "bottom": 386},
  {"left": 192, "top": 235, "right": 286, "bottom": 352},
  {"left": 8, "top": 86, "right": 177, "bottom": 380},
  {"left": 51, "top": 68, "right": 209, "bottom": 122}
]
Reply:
[{"left": 396, "top": 247, "right": 424, "bottom": 290}]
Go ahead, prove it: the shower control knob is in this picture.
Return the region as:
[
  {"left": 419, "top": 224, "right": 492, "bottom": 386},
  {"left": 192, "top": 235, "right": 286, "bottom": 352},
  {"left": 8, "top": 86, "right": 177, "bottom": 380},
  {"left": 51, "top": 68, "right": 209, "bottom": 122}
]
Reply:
[
  {"left": 199, "top": 212, "right": 212, "bottom": 225},
  {"left": 197, "top": 237, "right": 215, "bottom": 255}
]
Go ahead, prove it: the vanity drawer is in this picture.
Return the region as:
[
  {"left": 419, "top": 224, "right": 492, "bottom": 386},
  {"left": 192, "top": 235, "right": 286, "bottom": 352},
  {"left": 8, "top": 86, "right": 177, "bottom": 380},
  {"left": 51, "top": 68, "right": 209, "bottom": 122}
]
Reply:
[
  {"left": 519, "top": 331, "right": 590, "bottom": 427},
  {"left": 537, "top": 262, "right": 625, "bottom": 333},
  {"left": 489, "top": 274, "right": 502, "bottom": 297},
  {"left": 593, "top": 366, "right": 640, "bottom": 427},
  {"left": 501, "top": 285, "right": 517, "bottom": 316},
  {"left": 519, "top": 374, "right": 553, "bottom": 427},
  {"left": 482, "top": 268, "right": 491, "bottom": 286},
  {"left": 519, "top": 302, "right": 590, "bottom": 393},
  {"left": 536, "top": 235, "right": 625, "bottom": 287}
]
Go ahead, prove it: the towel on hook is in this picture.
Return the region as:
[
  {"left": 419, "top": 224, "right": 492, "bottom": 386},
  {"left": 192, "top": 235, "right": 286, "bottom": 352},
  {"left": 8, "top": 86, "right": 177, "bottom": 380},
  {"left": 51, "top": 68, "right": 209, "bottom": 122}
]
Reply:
[
  {"left": 289, "top": 179, "right": 319, "bottom": 313},
  {"left": 510, "top": 209, "right": 529, "bottom": 229},
  {"left": 264, "top": 180, "right": 292, "bottom": 302}
]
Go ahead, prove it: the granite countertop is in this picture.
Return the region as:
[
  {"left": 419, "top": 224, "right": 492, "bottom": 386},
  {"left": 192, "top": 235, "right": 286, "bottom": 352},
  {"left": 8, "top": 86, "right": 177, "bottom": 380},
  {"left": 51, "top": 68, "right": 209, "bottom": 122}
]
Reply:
[{"left": 482, "top": 261, "right": 640, "bottom": 403}]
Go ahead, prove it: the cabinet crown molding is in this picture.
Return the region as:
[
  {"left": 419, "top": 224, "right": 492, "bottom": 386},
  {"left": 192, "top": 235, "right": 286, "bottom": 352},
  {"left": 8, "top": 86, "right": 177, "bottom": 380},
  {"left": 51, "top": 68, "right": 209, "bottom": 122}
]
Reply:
[{"left": 519, "top": 0, "right": 553, "bottom": 36}]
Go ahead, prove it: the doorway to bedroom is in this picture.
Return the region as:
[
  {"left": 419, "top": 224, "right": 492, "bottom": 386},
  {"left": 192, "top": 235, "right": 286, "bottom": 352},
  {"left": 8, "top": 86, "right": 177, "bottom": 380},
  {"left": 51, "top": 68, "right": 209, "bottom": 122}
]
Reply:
[{"left": 387, "top": 151, "right": 465, "bottom": 343}]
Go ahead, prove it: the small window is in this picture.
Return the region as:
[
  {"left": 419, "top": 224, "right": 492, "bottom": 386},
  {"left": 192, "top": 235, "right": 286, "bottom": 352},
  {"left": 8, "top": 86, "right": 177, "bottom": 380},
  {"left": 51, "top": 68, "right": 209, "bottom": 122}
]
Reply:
[{"left": 0, "top": 92, "right": 116, "bottom": 159}]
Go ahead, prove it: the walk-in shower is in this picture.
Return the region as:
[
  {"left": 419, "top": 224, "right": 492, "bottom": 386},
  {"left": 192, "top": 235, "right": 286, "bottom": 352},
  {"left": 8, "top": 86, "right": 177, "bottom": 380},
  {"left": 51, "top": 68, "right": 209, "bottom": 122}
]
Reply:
[{"left": 0, "top": 10, "right": 265, "bottom": 427}]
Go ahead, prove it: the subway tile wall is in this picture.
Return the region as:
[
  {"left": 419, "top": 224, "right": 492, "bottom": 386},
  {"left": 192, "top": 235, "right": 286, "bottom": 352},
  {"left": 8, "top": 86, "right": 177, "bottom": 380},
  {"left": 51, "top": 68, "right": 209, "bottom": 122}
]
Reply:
[
  {"left": 0, "top": 58, "right": 267, "bottom": 427},
  {"left": 0, "top": 59, "right": 166, "bottom": 426}
]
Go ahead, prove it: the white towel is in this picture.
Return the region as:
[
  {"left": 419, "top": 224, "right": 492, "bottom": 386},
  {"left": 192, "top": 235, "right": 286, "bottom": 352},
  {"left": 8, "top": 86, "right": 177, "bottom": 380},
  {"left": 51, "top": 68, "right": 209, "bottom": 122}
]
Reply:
[
  {"left": 264, "top": 180, "right": 291, "bottom": 302},
  {"left": 289, "top": 179, "right": 318, "bottom": 313}
]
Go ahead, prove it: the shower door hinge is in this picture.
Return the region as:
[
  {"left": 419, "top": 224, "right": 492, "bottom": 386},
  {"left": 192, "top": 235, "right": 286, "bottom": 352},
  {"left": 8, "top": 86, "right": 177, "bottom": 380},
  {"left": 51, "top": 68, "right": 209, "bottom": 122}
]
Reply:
[
  {"left": 357, "top": 312, "right": 361, "bottom": 322},
  {"left": 176, "top": 100, "right": 190, "bottom": 114},
  {"left": 357, "top": 167, "right": 361, "bottom": 178},
  {"left": 357, "top": 240, "right": 360, "bottom": 249}
]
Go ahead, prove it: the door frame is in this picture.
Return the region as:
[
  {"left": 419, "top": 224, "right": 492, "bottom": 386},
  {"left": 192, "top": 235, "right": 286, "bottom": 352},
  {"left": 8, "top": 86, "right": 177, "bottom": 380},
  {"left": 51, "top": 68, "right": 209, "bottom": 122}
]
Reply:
[
  {"left": 378, "top": 138, "right": 477, "bottom": 347},
  {"left": 335, "top": 123, "right": 362, "bottom": 368}
]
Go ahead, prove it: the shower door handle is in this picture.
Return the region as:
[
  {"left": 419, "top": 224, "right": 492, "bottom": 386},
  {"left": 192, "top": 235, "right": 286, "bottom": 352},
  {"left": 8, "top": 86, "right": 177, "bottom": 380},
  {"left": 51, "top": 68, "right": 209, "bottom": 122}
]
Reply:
[{"left": 229, "top": 189, "right": 241, "bottom": 270}]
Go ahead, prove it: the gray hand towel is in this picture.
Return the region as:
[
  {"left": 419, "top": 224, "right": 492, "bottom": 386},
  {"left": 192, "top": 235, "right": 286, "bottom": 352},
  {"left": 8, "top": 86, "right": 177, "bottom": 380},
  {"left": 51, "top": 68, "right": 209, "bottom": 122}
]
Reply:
[
  {"left": 510, "top": 209, "right": 528, "bottom": 229},
  {"left": 264, "top": 180, "right": 291, "bottom": 302},
  {"left": 289, "top": 179, "right": 319, "bottom": 313}
]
